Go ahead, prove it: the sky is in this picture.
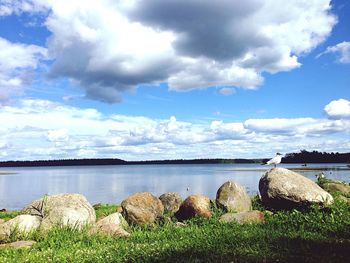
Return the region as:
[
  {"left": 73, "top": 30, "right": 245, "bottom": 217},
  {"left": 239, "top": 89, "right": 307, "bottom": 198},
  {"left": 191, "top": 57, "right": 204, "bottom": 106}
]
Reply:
[{"left": 0, "top": 0, "right": 349, "bottom": 161}]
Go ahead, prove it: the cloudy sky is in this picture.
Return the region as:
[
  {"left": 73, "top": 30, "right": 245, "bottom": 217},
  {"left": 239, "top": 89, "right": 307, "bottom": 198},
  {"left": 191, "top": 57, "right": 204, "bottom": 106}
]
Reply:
[{"left": 0, "top": 0, "right": 349, "bottom": 161}]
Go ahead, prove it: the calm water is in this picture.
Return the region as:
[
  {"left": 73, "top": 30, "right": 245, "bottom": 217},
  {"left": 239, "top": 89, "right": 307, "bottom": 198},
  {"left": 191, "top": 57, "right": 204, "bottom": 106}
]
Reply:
[{"left": 0, "top": 163, "right": 349, "bottom": 210}]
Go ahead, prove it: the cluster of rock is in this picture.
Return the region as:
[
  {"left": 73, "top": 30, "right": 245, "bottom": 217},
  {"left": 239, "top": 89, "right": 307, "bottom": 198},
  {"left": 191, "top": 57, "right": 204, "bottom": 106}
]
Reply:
[{"left": 0, "top": 167, "right": 341, "bottom": 248}]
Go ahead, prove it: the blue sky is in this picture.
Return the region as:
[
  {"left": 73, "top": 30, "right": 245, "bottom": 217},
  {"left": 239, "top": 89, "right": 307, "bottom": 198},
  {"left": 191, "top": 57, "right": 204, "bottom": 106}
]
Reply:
[{"left": 0, "top": 0, "right": 349, "bottom": 161}]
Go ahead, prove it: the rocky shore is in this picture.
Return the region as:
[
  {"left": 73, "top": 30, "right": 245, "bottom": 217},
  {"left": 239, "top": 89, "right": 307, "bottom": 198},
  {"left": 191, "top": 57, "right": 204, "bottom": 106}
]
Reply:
[{"left": 0, "top": 167, "right": 349, "bottom": 249}]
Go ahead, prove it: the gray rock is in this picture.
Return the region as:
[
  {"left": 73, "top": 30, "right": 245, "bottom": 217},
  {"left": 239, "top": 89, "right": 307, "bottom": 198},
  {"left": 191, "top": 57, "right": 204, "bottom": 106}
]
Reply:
[
  {"left": 175, "top": 195, "right": 211, "bottom": 221},
  {"left": 0, "top": 240, "right": 36, "bottom": 249},
  {"left": 22, "top": 193, "right": 96, "bottom": 231},
  {"left": 259, "top": 168, "right": 334, "bottom": 209},
  {"left": 90, "top": 212, "right": 130, "bottom": 237},
  {"left": 159, "top": 192, "right": 183, "bottom": 214},
  {"left": 216, "top": 181, "right": 252, "bottom": 212},
  {"left": 121, "top": 192, "right": 164, "bottom": 225},
  {"left": 0, "top": 215, "right": 41, "bottom": 241},
  {"left": 220, "top": 210, "right": 265, "bottom": 224}
]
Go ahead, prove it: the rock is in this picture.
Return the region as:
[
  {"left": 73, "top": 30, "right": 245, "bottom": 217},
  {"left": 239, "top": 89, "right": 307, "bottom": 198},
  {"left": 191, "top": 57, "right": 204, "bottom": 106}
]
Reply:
[
  {"left": 175, "top": 195, "right": 211, "bottom": 221},
  {"left": 259, "top": 168, "right": 334, "bottom": 209},
  {"left": 90, "top": 213, "right": 130, "bottom": 237},
  {"left": 216, "top": 181, "right": 252, "bottom": 212},
  {"left": 220, "top": 210, "right": 264, "bottom": 224},
  {"left": 121, "top": 192, "right": 164, "bottom": 225},
  {"left": 338, "top": 196, "right": 350, "bottom": 204},
  {"left": 321, "top": 182, "right": 350, "bottom": 193},
  {"left": 22, "top": 193, "right": 96, "bottom": 231},
  {"left": 0, "top": 240, "right": 36, "bottom": 249},
  {"left": 159, "top": 192, "right": 183, "bottom": 214},
  {"left": 0, "top": 215, "right": 41, "bottom": 241},
  {"left": 0, "top": 219, "right": 4, "bottom": 224}
]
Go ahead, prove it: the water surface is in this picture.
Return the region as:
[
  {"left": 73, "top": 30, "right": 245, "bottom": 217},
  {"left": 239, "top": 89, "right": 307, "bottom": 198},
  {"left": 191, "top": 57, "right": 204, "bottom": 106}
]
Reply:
[{"left": 0, "top": 163, "right": 349, "bottom": 210}]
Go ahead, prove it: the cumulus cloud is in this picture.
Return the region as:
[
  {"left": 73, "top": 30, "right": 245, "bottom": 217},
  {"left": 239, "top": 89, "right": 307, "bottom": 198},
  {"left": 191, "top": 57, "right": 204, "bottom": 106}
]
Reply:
[
  {"left": 0, "top": 37, "right": 47, "bottom": 102},
  {"left": 324, "top": 99, "right": 350, "bottom": 119},
  {"left": 47, "top": 129, "right": 69, "bottom": 142},
  {"left": 317, "top": 41, "right": 350, "bottom": 63},
  {"left": 1, "top": 0, "right": 336, "bottom": 103},
  {"left": 0, "top": 98, "right": 349, "bottom": 160}
]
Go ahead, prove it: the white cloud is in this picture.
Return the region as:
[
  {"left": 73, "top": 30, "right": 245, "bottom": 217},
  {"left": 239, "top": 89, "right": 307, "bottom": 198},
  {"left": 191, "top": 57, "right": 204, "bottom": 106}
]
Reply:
[
  {"left": 0, "top": 98, "right": 349, "bottom": 161},
  {"left": 324, "top": 98, "right": 350, "bottom": 119},
  {"left": 317, "top": 41, "right": 350, "bottom": 63},
  {"left": 0, "top": 0, "right": 49, "bottom": 16},
  {"left": 47, "top": 128, "right": 69, "bottom": 142},
  {"left": 1, "top": 0, "right": 336, "bottom": 103},
  {"left": 0, "top": 37, "right": 47, "bottom": 102}
]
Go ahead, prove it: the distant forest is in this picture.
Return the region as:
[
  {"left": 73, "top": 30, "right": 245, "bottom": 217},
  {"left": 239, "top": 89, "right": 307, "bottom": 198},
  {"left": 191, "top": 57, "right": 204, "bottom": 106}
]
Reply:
[
  {"left": 0, "top": 150, "right": 349, "bottom": 167},
  {"left": 282, "top": 150, "right": 350, "bottom": 164}
]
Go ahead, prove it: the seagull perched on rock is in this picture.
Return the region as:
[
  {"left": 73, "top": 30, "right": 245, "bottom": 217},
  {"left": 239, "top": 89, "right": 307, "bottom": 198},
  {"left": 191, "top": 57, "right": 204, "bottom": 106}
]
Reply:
[{"left": 266, "top": 153, "right": 283, "bottom": 167}]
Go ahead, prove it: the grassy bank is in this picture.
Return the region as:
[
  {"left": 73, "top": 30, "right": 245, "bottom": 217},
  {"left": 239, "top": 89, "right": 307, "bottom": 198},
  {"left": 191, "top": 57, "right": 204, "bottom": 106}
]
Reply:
[{"left": 0, "top": 196, "right": 349, "bottom": 263}]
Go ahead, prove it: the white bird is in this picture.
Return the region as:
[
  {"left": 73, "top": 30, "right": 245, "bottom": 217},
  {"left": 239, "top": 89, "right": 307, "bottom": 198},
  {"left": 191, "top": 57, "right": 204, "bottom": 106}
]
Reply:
[
  {"left": 315, "top": 172, "right": 325, "bottom": 179},
  {"left": 266, "top": 153, "right": 283, "bottom": 167}
]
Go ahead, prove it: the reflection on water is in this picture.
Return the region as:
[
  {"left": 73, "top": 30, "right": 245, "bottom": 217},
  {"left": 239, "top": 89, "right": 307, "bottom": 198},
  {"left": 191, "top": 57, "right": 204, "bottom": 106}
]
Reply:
[{"left": 0, "top": 163, "right": 349, "bottom": 210}]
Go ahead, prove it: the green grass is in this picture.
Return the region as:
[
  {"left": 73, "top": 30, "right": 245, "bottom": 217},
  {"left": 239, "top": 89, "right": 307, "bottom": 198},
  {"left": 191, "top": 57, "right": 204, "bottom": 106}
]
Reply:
[
  {"left": 0, "top": 197, "right": 349, "bottom": 263},
  {"left": 93, "top": 203, "right": 119, "bottom": 220},
  {"left": 0, "top": 211, "right": 20, "bottom": 222}
]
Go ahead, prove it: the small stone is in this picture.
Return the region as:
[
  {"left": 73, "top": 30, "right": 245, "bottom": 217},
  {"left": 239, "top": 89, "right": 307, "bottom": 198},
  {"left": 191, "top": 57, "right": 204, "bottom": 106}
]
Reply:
[
  {"left": 220, "top": 210, "right": 265, "bottom": 224},
  {"left": 90, "top": 212, "right": 129, "bottom": 237},
  {"left": 216, "top": 181, "right": 252, "bottom": 212},
  {"left": 121, "top": 192, "right": 164, "bottom": 225},
  {"left": 175, "top": 195, "right": 211, "bottom": 221},
  {"left": 0, "top": 240, "right": 36, "bottom": 249},
  {"left": 159, "top": 192, "right": 183, "bottom": 214},
  {"left": 0, "top": 215, "right": 41, "bottom": 241}
]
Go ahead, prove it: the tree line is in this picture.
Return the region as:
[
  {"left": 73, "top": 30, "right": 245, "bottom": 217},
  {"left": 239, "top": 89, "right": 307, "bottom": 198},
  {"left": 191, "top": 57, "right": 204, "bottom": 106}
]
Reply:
[{"left": 0, "top": 150, "right": 349, "bottom": 167}]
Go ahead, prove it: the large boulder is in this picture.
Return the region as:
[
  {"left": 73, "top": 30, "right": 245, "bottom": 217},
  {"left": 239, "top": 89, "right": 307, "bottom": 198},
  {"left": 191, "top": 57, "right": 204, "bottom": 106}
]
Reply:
[
  {"left": 220, "top": 210, "right": 264, "bottom": 224},
  {"left": 0, "top": 215, "right": 41, "bottom": 241},
  {"left": 321, "top": 182, "right": 350, "bottom": 194},
  {"left": 259, "top": 168, "right": 334, "bottom": 209},
  {"left": 159, "top": 192, "right": 183, "bottom": 214},
  {"left": 121, "top": 192, "right": 164, "bottom": 225},
  {"left": 175, "top": 195, "right": 211, "bottom": 221},
  {"left": 216, "top": 181, "right": 252, "bottom": 212},
  {"left": 90, "top": 212, "right": 130, "bottom": 237},
  {"left": 22, "top": 193, "right": 96, "bottom": 231}
]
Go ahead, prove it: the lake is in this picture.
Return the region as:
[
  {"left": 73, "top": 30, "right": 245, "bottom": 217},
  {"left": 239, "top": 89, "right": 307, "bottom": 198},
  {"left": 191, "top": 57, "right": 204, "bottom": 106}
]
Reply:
[{"left": 0, "top": 163, "right": 349, "bottom": 210}]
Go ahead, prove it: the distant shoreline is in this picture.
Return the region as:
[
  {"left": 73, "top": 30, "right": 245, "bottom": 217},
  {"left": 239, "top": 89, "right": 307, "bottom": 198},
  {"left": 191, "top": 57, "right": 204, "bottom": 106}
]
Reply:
[{"left": 0, "top": 150, "right": 349, "bottom": 168}]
